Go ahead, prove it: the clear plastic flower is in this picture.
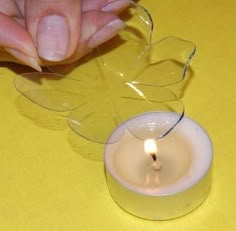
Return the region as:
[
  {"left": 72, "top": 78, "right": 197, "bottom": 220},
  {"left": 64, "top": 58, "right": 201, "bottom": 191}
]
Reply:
[{"left": 14, "top": 1, "right": 196, "bottom": 144}]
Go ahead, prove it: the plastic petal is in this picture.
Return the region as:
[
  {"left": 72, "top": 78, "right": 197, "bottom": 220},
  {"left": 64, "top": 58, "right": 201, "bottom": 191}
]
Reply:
[
  {"left": 67, "top": 97, "right": 124, "bottom": 144},
  {"left": 97, "top": 1, "right": 153, "bottom": 78},
  {"left": 14, "top": 72, "right": 86, "bottom": 112},
  {"left": 129, "top": 36, "right": 196, "bottom": 86},
  {"left": 113, "top": 83, "right": 184, "bottom": 140}
]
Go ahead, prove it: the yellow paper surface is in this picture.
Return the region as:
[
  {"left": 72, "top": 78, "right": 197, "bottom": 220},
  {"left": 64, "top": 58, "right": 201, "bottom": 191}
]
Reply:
[{"left": 0, "top": 0, "right": 235, "bottom": 230}]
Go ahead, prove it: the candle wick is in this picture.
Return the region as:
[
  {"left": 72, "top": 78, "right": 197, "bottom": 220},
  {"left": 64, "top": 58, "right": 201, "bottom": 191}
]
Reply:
[
  {"left": 150, "top": 153, "right": 157, "bottom": 161},
  {"left": 150, "top": 153, "right": 162, "bottom": 171},
  {"left": 145, "top": 155, "right": 162, "bottom": 186}
]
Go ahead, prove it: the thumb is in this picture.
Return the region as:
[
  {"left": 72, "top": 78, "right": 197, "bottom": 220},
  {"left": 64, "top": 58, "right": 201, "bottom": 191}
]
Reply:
[{"left": 25, "top": 0, "right": 81, "bottom": 62}]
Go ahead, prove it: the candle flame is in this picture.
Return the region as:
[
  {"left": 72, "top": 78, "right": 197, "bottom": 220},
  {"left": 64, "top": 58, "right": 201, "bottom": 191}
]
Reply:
[{"left": 144, "top": 139, "right": 158, "bottom": 155}]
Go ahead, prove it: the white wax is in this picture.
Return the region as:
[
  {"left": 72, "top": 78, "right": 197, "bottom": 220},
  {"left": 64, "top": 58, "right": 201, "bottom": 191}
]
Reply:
[{"left": 105, "top": 112, "right": 213, "bottom": 195}]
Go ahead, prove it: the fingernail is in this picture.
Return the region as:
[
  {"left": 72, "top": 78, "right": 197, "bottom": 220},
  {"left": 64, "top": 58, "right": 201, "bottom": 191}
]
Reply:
[
  {"left": 5, "top": 48, "right": 42, "bottom": 72},
  {"left": 37, "top": 15, "right": 69, "bottom": 61},
  {"left": 27, "top": 57, "right": 42, "bottom": 72},
  {"left": 102, "top": 0, "right": 129, "bottom": 12},
  {"left": 88, "top": 19, "right": 125, "bottom": 48}
]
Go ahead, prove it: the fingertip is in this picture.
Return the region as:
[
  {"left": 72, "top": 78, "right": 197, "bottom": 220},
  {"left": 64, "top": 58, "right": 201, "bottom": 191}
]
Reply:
[
  {"left": 88, "top": 19, "right": 125, "bottom": 48},
  {"left": 25, "top": 0, "right": 81, "bottom": 62},
  {"left": 5, "top": 48, "right": 42, "bottom": 72},
  {"left": 101, "top": 0, "right": 130, "bottom": 13}
]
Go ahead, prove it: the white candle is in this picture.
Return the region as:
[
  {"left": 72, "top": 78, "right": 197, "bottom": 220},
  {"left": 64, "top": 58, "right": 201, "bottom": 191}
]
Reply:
[{"left": 104, "top": 112, "right": 213, "bottom": 220}]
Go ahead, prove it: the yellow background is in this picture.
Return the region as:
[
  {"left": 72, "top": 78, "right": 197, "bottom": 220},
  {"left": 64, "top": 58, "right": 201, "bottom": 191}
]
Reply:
[{"left": 0, "top": 0, "right": 235, "bottom": 230}]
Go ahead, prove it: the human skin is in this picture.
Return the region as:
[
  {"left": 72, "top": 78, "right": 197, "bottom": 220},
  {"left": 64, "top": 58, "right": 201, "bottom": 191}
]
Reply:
[{"left": 0, "top": 0, "right": 129, "bottom": 71}]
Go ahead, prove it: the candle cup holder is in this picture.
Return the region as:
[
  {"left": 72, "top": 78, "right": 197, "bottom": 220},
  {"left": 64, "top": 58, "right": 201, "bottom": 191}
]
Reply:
[
  {"left": 13, "top": 0, "right": 212, "bottom": 220},
  {"left": 104, "top": 113, "right": 213, "bottom": 220}
]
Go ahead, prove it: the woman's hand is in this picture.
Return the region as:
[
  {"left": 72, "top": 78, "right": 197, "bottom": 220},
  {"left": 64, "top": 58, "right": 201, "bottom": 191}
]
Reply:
[{"left": 0, "top": 0, "right": 128, "bottom": 71}]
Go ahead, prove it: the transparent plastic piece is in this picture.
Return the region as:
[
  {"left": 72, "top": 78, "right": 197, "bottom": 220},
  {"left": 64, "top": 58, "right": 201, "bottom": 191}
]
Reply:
[{"left": 14, "top": 0, "right": 195, "bottom": 144}]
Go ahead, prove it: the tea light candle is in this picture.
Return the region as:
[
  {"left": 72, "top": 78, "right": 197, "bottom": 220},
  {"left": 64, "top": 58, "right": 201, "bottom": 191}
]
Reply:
[{"left": 104, "top": 112, "right": 213, "bottom": 220}]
